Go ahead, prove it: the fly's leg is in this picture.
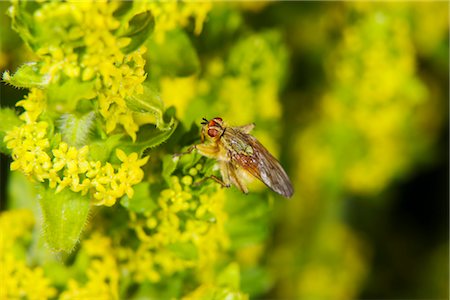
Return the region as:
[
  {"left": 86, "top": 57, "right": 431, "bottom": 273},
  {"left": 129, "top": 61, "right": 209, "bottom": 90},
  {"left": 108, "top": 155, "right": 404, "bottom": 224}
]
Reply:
[
  {"left": 194, "top": 161, "right": 231, "bottom": 188},
  {"left": 228, "top": 162, "right": 249, "bottom": 194},
  {"left": 193, "top": 174, "right": 229, "bottom": 188},
  {"left": 172, "top": 145, "right": 196, "bottom": 158}
]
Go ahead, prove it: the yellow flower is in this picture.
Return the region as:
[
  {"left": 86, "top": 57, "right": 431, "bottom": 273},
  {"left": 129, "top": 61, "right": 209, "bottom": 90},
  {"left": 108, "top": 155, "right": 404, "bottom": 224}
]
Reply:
[
  {"left": 15, "top": 88, "right": 47, "bottom": 123},
  {"left": 4, "top": 122, "right": 52, "bottom": 180},
  {"left": 60, "top": 232, "right": 119, "bottom": 300},
  {"left": 126, "top": 176, "right": 229, "bottom": 282},
  {"left": 0, "top": 210, "right": 57, "bottom": 300},
  {"left": 116, "top": 149, "right": 149, "bottom": 182}
]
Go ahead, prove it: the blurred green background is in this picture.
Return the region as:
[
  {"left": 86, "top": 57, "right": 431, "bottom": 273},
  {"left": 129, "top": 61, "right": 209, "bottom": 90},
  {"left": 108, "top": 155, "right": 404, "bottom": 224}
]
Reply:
[{"left": 1, "top": 2, "right": 448, "bottom": 299}]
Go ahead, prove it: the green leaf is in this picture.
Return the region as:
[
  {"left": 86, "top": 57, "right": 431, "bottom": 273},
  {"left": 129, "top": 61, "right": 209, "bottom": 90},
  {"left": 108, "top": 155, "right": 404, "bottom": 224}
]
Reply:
[
  {"left": 47, "top": 78, "right": 96, "bottom": 113},
  {"left": 38, "top": 186, "right": 91, "bottom": 253},
  {"left": 0, "top": 108, "right": 22, "bottom": 154},
  {"left": 3, "top": 63, "right": 50, "bottom": 89},
  {"left": 125, "top": 82, "right": 173, "bottom": 130},
  {"left": 8, "top": 2, "right": 40, "bottom": 51},
  {"left": 120, "top": 182, "right": 157, "bottom": 214},
  {"left": 146, "top": 29, "right": 200, "bottom": 77},
  {"left": 59, "top": 112, "right": 95, "bottom": 148},
  {"left": 120, "top": 121, "right": 177, "bottom": 156},
  {"left": 120, "top": 10, "right": 155, "bottom": 54}
]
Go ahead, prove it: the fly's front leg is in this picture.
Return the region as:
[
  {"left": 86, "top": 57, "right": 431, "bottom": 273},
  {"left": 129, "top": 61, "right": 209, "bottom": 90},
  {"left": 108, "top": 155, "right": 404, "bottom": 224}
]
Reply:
[{"left": 172, "top": 145, "right": 196, "bottom": 158}]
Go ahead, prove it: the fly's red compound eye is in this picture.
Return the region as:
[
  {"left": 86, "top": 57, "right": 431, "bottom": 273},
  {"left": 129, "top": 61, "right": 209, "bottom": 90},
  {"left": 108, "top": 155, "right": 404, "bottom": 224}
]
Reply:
[
  {"left": 209, "top": 117, "right": 223, "bottom": 127},
  {"left": 208, "top": 128, "right": 219, "bottom": 137}
]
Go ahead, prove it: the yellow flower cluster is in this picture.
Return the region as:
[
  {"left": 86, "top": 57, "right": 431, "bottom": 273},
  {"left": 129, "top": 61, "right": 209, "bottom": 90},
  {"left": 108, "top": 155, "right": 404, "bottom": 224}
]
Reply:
[
  {"left": 4, "top": 120, "right": 148, "bottom": 206},
  {"left": 60, "top": 233, "right": 120, "bottom": 300},
  {"left": 127, "top": 175, "right": 229, "bottom": 282},
  {"left": 0, "top": 209, "right": 57, "bottom": 300},
  {"left": 35, "top": 1, "right": 147, "bottom": 140},
  {"left": 15, "top": 88, "right": 47, "bottom": 123},
  {"left": 143, "top": 1, "right": 212, "bottom": 43},
  {"left": 5, "top": 122, "right": 52, "bottom": 181},
  {"left": 296, "top": 3, "right": 428, "bottom": 197}
]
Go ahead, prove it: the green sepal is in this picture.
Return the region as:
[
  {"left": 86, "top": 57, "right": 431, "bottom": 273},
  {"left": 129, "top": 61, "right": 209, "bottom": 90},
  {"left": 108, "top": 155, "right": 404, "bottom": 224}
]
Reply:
[
  {"left": 37, "top": 186, "right": 91, "bottom": 253},
  {"left": 120, "top": 182, "right": 157, "bottom": 214},
  {"left": 146, "top": 28, "right": 200, "bottom": 77},
  {"left": 0, "top": 108, "right": 23, "bottom": 154},
  {"left": 2, "top": 63, "right": 50, "bottom": 89},
  {"left": 120, "top": 10, "right": 155, "bottom": 54}
]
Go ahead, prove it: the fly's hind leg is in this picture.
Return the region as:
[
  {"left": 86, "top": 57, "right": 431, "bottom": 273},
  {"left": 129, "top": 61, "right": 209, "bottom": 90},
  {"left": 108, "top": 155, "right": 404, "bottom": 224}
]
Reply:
[{"left": 228, "top": 162, "right": 249, "bottom": 194}]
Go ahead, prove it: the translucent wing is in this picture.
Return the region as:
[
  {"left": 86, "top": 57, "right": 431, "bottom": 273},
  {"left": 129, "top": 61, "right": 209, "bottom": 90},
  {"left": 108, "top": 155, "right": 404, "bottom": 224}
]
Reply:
[{"left": 222, "top": 127, "right": 294, "bottom": 198}]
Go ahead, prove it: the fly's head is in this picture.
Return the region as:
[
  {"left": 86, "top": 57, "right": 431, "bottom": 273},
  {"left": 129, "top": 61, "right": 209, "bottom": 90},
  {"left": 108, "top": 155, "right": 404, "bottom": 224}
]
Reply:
[{"left": 201, "top": 117, "right": 225, "bottom": 142}]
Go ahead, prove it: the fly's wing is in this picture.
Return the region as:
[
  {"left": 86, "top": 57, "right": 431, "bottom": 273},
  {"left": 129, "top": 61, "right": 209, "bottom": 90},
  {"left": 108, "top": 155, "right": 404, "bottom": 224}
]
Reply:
[{"left": 222, "top": 128, "right": 294, "bottom": 198}]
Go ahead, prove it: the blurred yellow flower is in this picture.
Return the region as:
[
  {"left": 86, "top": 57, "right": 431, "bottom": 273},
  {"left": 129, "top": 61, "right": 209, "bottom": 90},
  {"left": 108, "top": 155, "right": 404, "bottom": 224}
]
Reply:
[{"left": 0, "top": 210, "right": 56, "bottom": 300}]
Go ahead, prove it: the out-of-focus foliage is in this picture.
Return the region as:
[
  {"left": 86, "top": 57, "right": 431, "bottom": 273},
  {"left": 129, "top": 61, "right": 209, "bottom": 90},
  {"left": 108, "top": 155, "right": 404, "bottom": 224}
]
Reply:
[{"left": 0, "top": 1, "right": 448, "bottom": 300}]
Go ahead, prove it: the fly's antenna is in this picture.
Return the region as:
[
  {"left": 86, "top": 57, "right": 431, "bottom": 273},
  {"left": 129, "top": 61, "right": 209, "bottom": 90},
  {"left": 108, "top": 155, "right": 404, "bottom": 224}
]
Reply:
[{"left": 201, "top": 118, "right": 208, "bottom": 125}]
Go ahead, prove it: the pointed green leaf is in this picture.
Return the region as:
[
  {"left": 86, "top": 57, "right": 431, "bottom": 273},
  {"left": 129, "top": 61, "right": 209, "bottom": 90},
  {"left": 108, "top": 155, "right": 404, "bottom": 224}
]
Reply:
[
  {"left": 120, "top": 10, "right": 155, "bottom": 54},
  {"left": 38, "top": 186, "right": 91, "bottom": 253},
  {"left": 8, "top": 2, "right": 40, "bottom": 51},
  {"left": 3, "top": 63, "right": 50, "bottom": 89},
  {"left": 120, "top": 121, "right": 177, "bottom": 156},
  {"left": 125, "top": 82, "right": 174, "bottom": 130}
]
